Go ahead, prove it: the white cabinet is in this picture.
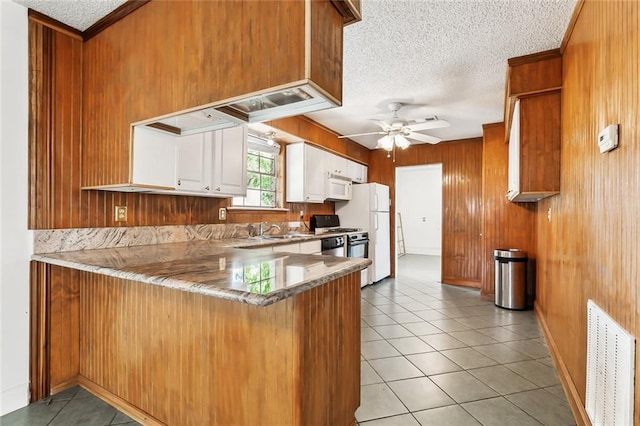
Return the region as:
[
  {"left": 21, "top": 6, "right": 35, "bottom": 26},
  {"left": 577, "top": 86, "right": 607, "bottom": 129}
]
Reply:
[
  {"left": 286, "top": 143, "right": 325, "bottom": 203},
  {"left": 176, "top": 132, "right": 213, "bottom": 192},
  {"left": 131, "top": 126, "right": 176, "bottom": 189},
  {"left": 212, "top": 125, "right": 248, "bottom": 196},
  {"left": 299, "top": 240, "right": 321, "bottom": 254},
  {"left": 174, "top": 126, "right": 248, "bottom": 197},
  {"left": 324, "top": 151, "right": 348, "bottom": 176},
  {"left": 272, "top": 243, "right": 300, "bottom": 253},
  {"left": 347, "top": 160, "right": 367, "bottom": 183}
]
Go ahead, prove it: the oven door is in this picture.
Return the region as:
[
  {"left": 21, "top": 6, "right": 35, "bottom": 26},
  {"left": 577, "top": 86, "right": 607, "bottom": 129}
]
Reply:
[
  {"left": 347, "top": 240, "right": 368, "bottom": 259},
  {"left": 320, "top": 236, "right": 345, "bottom": 257}
]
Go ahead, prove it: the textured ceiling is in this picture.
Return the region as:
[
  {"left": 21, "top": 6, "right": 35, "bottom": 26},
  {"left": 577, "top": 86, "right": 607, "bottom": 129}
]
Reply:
[{"left": 14, "top": 0, "right": 577, "bottom": 149}]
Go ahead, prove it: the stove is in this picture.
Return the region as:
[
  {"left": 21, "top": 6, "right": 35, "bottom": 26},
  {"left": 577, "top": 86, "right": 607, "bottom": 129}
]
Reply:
[{"left": 310, "top": 215, "right": 362, "bottom": 235}]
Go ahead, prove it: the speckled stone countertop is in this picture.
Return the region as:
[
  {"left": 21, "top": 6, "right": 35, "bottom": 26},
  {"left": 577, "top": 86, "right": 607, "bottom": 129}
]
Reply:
[{"left": 32, "top": 239, "right": 371, "bottom": 306}]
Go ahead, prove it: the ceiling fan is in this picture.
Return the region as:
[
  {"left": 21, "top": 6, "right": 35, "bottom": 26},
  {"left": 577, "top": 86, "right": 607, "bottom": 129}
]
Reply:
[{"left": 338, "top": 102, "right": 450, "bottom": 151}]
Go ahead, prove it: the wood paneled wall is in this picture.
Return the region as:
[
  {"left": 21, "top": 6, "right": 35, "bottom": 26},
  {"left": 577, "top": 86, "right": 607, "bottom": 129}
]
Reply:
[
  {"left": 71, "top": 270, "right": 360, "bottom": 425},
  {"left": 368, "top": 139, "right": 483, "bottom": 286},
  {"left": 480, "top": 123, "right": 536, "bottom": 298},
  {"left": 536, "top": 0, "right": 639, "bottom": 422},
  {"left": 28, "top": 19, "right": 345, "bottom": 230},
  {"left": 269, "top": 115, "right": 370, "bottom": 164}
]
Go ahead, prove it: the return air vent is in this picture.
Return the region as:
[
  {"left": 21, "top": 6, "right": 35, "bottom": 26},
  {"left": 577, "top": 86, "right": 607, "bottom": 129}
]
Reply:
[{"left": 585, "top": 299, "right": 635, "bottom": 426}]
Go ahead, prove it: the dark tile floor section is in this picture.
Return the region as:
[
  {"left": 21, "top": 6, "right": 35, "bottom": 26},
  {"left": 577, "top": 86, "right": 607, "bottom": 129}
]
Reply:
[
  {"left": 0, "top": 386, "right": 140, "bottom": 426},
  {"left": 356, "top": 254, "right": 576, "bottom": 425},
  {"left": 2, "top": 254, "right": 575, "bottom": 426}
]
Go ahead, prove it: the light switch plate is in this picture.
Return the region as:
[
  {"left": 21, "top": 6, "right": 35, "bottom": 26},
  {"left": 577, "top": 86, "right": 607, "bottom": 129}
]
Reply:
[{"left": 218, "top": 207, "right": 227, "bottom": 220}]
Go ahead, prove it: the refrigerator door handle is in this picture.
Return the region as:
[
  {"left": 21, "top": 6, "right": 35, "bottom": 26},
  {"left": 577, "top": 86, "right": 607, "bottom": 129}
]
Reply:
[
  {"left": 374, "top": 194, "right": 378, "bottom": 211},
  {"left": 374, "top": 213, "right": 379, "bottom": 230}
]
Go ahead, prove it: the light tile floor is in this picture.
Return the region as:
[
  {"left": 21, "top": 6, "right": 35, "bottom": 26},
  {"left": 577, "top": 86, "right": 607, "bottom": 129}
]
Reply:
[
  {"left": 356, "top": 254, "right": 576, "bottom": 425},
  {"left": 2, "top": 254, "right": 575, "bottom": 426}
]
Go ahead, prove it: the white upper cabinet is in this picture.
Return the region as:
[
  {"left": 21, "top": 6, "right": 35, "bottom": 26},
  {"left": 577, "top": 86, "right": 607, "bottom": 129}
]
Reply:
[
  {"left": 346, "top": 159, "right": 367, "bottom": 183},
  {"left": 175, "top": 132, "right": 213, "bottom": 193},
  {"left": 131, "top": 126, "right": 176, "bottom": 189},
  {"left": 212, "top": 125, "right": 248, "bottom": 196},
  {"left": 286, "top": 143, "right": 325, "bottom": 203},
  {"left": 324, "top": 151, "right": 348, "bottom": 176}
]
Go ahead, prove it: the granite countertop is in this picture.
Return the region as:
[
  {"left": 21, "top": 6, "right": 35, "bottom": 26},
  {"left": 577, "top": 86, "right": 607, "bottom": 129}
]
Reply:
[{"left": 32, "top": 239, "right": 371, "bottom": 306}]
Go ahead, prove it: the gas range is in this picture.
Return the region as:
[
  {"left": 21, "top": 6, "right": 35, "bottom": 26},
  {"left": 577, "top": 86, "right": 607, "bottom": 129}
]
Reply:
[
  {"left": 314, "top": 227, "right": 362, "bottom": 235},
  {"left": 310, "top": 214, "right": 362, "bottom": 235}
]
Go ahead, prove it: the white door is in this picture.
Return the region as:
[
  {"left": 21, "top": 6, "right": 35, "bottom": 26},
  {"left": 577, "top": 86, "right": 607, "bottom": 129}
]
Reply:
[
  {"left": 304, "top": 144, "right": 325, "bottom": 202},
  {"left": 131, "top": 126, "right": 176, "bottom": 188}
]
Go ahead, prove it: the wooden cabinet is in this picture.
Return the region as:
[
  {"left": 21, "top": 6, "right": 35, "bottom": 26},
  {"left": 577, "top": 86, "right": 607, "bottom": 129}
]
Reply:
[
  {"left": 82, "top": 1, "right": 349, "bottom": 190},
  {"left": 347, "top": 159, "right": 367, "bottom": 183},
  {"left": 286, "top": 143, "right": 326, "bottom": 203},
  {"left": 507, "top": 93, "right": 561, "bottom": 202},
  {"left": 505, "top": 50, "right": 562, "bottom": 202}
]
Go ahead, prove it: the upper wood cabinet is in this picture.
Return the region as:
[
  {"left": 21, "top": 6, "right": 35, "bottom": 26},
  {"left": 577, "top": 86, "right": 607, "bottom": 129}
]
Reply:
[
  {"left": 505, "top": 50, "right": 562, "bottom": 202},
  {"left": 82, "top": 0, "right": 350, "bottom": 189},
  {"left": 330, "top": 0, "right": 362, "bottom": 26}
]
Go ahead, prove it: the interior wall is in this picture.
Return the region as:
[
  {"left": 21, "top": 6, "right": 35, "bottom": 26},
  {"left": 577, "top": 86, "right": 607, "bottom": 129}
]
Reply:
[
  {"left": 0, "top": 1, "right": 32, "bottom": 415},
  {"left": 536, "top": 0, "right": 640, "bottom": 420},
  {"left": 481, "top": 123, "right": 536, "bottom": 298},
  {"left": 395, "top": 164, "right": 442, "bottom": 256},
  {"left": 368, "top": 138, "right": 483, "bottom": 287}
]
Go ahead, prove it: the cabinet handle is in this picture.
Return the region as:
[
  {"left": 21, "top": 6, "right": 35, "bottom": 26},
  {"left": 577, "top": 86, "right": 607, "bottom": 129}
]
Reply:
[
  {"left": 204, "top": 186, "right": 210, "bottom": 191},
  {"left": 215, "top": 186, "right": 221, "bottom": 192},
  {"left": 177, "top": 179, "right": 181, "bottom": 186}
]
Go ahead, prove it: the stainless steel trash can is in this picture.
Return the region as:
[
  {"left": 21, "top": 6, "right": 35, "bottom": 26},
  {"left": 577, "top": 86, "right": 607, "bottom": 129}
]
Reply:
[{"left": 494, "top": 249, "right": 527, "bottom": 310}]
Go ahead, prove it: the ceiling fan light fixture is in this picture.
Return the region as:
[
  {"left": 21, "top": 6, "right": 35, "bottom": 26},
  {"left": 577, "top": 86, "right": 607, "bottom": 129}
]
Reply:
[
  {"left": 395, "top": 135, "right": 411, "bottom": 149},
  {"left": 377, "top": 135, "right": 394, "bottom": 151}
]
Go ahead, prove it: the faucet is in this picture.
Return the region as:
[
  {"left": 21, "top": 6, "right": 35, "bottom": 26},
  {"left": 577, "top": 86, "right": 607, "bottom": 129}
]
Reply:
[{"left": 260, "top": 222, "right": 281, "bottom": 236}]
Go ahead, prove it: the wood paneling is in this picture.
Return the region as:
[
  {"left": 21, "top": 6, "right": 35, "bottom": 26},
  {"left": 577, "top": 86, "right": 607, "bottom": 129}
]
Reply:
[
  {"left": 82, "top": 0, "right": 150, "bottom": 41},
  {"left": 310, "top": 0, "right": 344, "bottom": 102},
  {"left": 536, "top": 0, "right": 640, "bottom": 423},
  {"left": 269, "top": 115, "right": 371, "bottom": 164},
  {"left": 29, "top": 262, "right": 50, "bottom": 402},
  {"left": 62, "top": 271, "right": 361, "bottom": 425},
  {"left": 480, "top": 123, "right": 536, "bottom": 298},
  {"left": 49, "top": 266, "right": 80, "bottom": 391},
  {"left": 368, "top": 139, "right": 483, "bottom": 286}
]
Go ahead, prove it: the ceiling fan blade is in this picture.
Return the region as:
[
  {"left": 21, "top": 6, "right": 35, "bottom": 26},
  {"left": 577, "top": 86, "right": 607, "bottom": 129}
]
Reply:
[
  {"left": 405, "top": 119, "right": 450, "bottom": 132},
  {"left": 406, "top": 132, "right": 441, "bottom": 144},
  {"left": 338, "top": 131, "right": 386, "bottom": 139}
]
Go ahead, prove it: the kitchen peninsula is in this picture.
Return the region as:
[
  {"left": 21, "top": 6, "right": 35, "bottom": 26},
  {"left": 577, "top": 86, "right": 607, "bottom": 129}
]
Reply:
[{"left": 33, "top": 238, "right": 369, "bottom": 425}]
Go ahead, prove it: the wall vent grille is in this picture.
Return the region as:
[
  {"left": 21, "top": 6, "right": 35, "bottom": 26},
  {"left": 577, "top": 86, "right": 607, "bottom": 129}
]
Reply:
[{"left": 585, "top": 299, "right": 635, "bottom": 425}]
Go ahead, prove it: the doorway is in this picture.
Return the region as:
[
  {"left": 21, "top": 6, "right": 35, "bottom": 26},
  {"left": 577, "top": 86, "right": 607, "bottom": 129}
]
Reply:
[{"left": 395, "top": 164, "right": 443, "bottom": 282}]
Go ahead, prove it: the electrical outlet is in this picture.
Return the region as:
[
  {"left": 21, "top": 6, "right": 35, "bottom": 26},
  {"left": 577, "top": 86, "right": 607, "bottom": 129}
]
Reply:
[
  {"left": 299, "top": 210, "right": 304, "bottom": 219},
  {"left": 218, "top": 207, "right": 227, "bottom": 220},
  {"left": 115, "top": 206, "right": 128, "bottom": 222}
]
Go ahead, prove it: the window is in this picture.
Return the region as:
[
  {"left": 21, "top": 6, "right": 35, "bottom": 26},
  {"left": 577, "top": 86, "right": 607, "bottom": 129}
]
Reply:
[{"left": 232, "top": 135, "right": 282, "bottom": 208}]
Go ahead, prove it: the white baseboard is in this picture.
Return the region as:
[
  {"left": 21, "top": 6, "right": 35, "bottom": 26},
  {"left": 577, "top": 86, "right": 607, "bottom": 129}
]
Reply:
[{"left": 1, "top": 383, "right": 29, "bottom": 416}]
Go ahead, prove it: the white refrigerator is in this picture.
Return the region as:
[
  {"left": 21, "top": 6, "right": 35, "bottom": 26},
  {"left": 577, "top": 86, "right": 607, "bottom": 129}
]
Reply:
[{"left": 336, "top": 183, "right": 391, "bottom": 284}]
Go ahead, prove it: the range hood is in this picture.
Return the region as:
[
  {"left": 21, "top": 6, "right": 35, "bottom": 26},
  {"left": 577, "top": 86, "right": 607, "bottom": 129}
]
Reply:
[{"left": 143, "top": 82, "right": 338, "bottom": 136}]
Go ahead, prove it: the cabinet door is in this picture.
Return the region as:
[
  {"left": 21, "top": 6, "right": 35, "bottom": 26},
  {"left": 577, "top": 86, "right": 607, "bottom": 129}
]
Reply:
[
  {"left": 361, "top": 165, "right": 368, "bottom": 183},
  {"left": 325, "top": 151, "right": 347, "bottom": 176},
  {"left": 304, "top": 144, "right": 326, "bottom": 202},
  {"left": 272, "top": 243, "right": 300, "bottom": 253},
  {"left": 347, "top": 160, "right": 367, "bottom": 183},
  {"left": 212, "top": 125, "right": 248, "bottom": 196},
  {"left": 131, "top": 126, "right": 176, "bottom": 188},
  {"left": 175, "top": 132, "right": 212, "bottom": 192}
]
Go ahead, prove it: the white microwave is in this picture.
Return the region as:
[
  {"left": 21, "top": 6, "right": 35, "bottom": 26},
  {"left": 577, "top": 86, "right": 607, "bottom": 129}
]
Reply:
[{"left": 325, "top": 173, "right": 352, "bottom": 201}]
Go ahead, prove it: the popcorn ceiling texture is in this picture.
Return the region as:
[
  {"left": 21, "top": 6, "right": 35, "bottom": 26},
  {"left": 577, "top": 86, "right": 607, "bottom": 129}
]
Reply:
[{"left": 15, "top": 0, "right": 577, "bottom": 149}]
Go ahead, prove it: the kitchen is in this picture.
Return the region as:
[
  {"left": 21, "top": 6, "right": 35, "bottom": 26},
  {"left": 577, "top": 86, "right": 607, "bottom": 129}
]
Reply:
[{"left": 2, "top": 0, "right": 639, "bottom": 425}]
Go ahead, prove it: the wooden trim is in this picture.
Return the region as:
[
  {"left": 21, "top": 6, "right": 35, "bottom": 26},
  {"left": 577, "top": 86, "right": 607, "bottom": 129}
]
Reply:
[
  {"left": 535, "top": 303, "right": 591, "bottom": 426},
  {"left": 482, "top": 122, "right": 504, "bottom": 131},
  {"left": 507, "top": 49, "right": 562, "bottom": 67},
  {"left": 442, "top": 277, "right": 481, "bottom": 288},
  {"left": 145, "top": 122, "right": 181, "bottom": 135},
  {"left": 27, "top": 10, "right": 82, "bottom": 40},
  {"left": 304, "top": 0, "right": 312, "bottom": 79},
  {"left": 29, "top": 262, "right": 50, "bottom": 402},
  {"left": 560, "top": 0, "right": 585, "bottom": 54},
  {"left": 330, "top": 0, "right": 362, "bottom": 26},
  {"left": 50, "top": 378, "right": 79, "bottom": 395},
  {"left": 77, "top": 376, "right": 164, "bottom": 426},
  {"left": 83, "top": 0, "right": 150, "bottom": 41}
]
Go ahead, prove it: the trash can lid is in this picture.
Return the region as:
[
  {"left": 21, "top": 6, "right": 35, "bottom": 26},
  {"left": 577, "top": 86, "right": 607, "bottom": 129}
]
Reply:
[{"left": 494, "top": 249, "right": 527, "bottom": 258}]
